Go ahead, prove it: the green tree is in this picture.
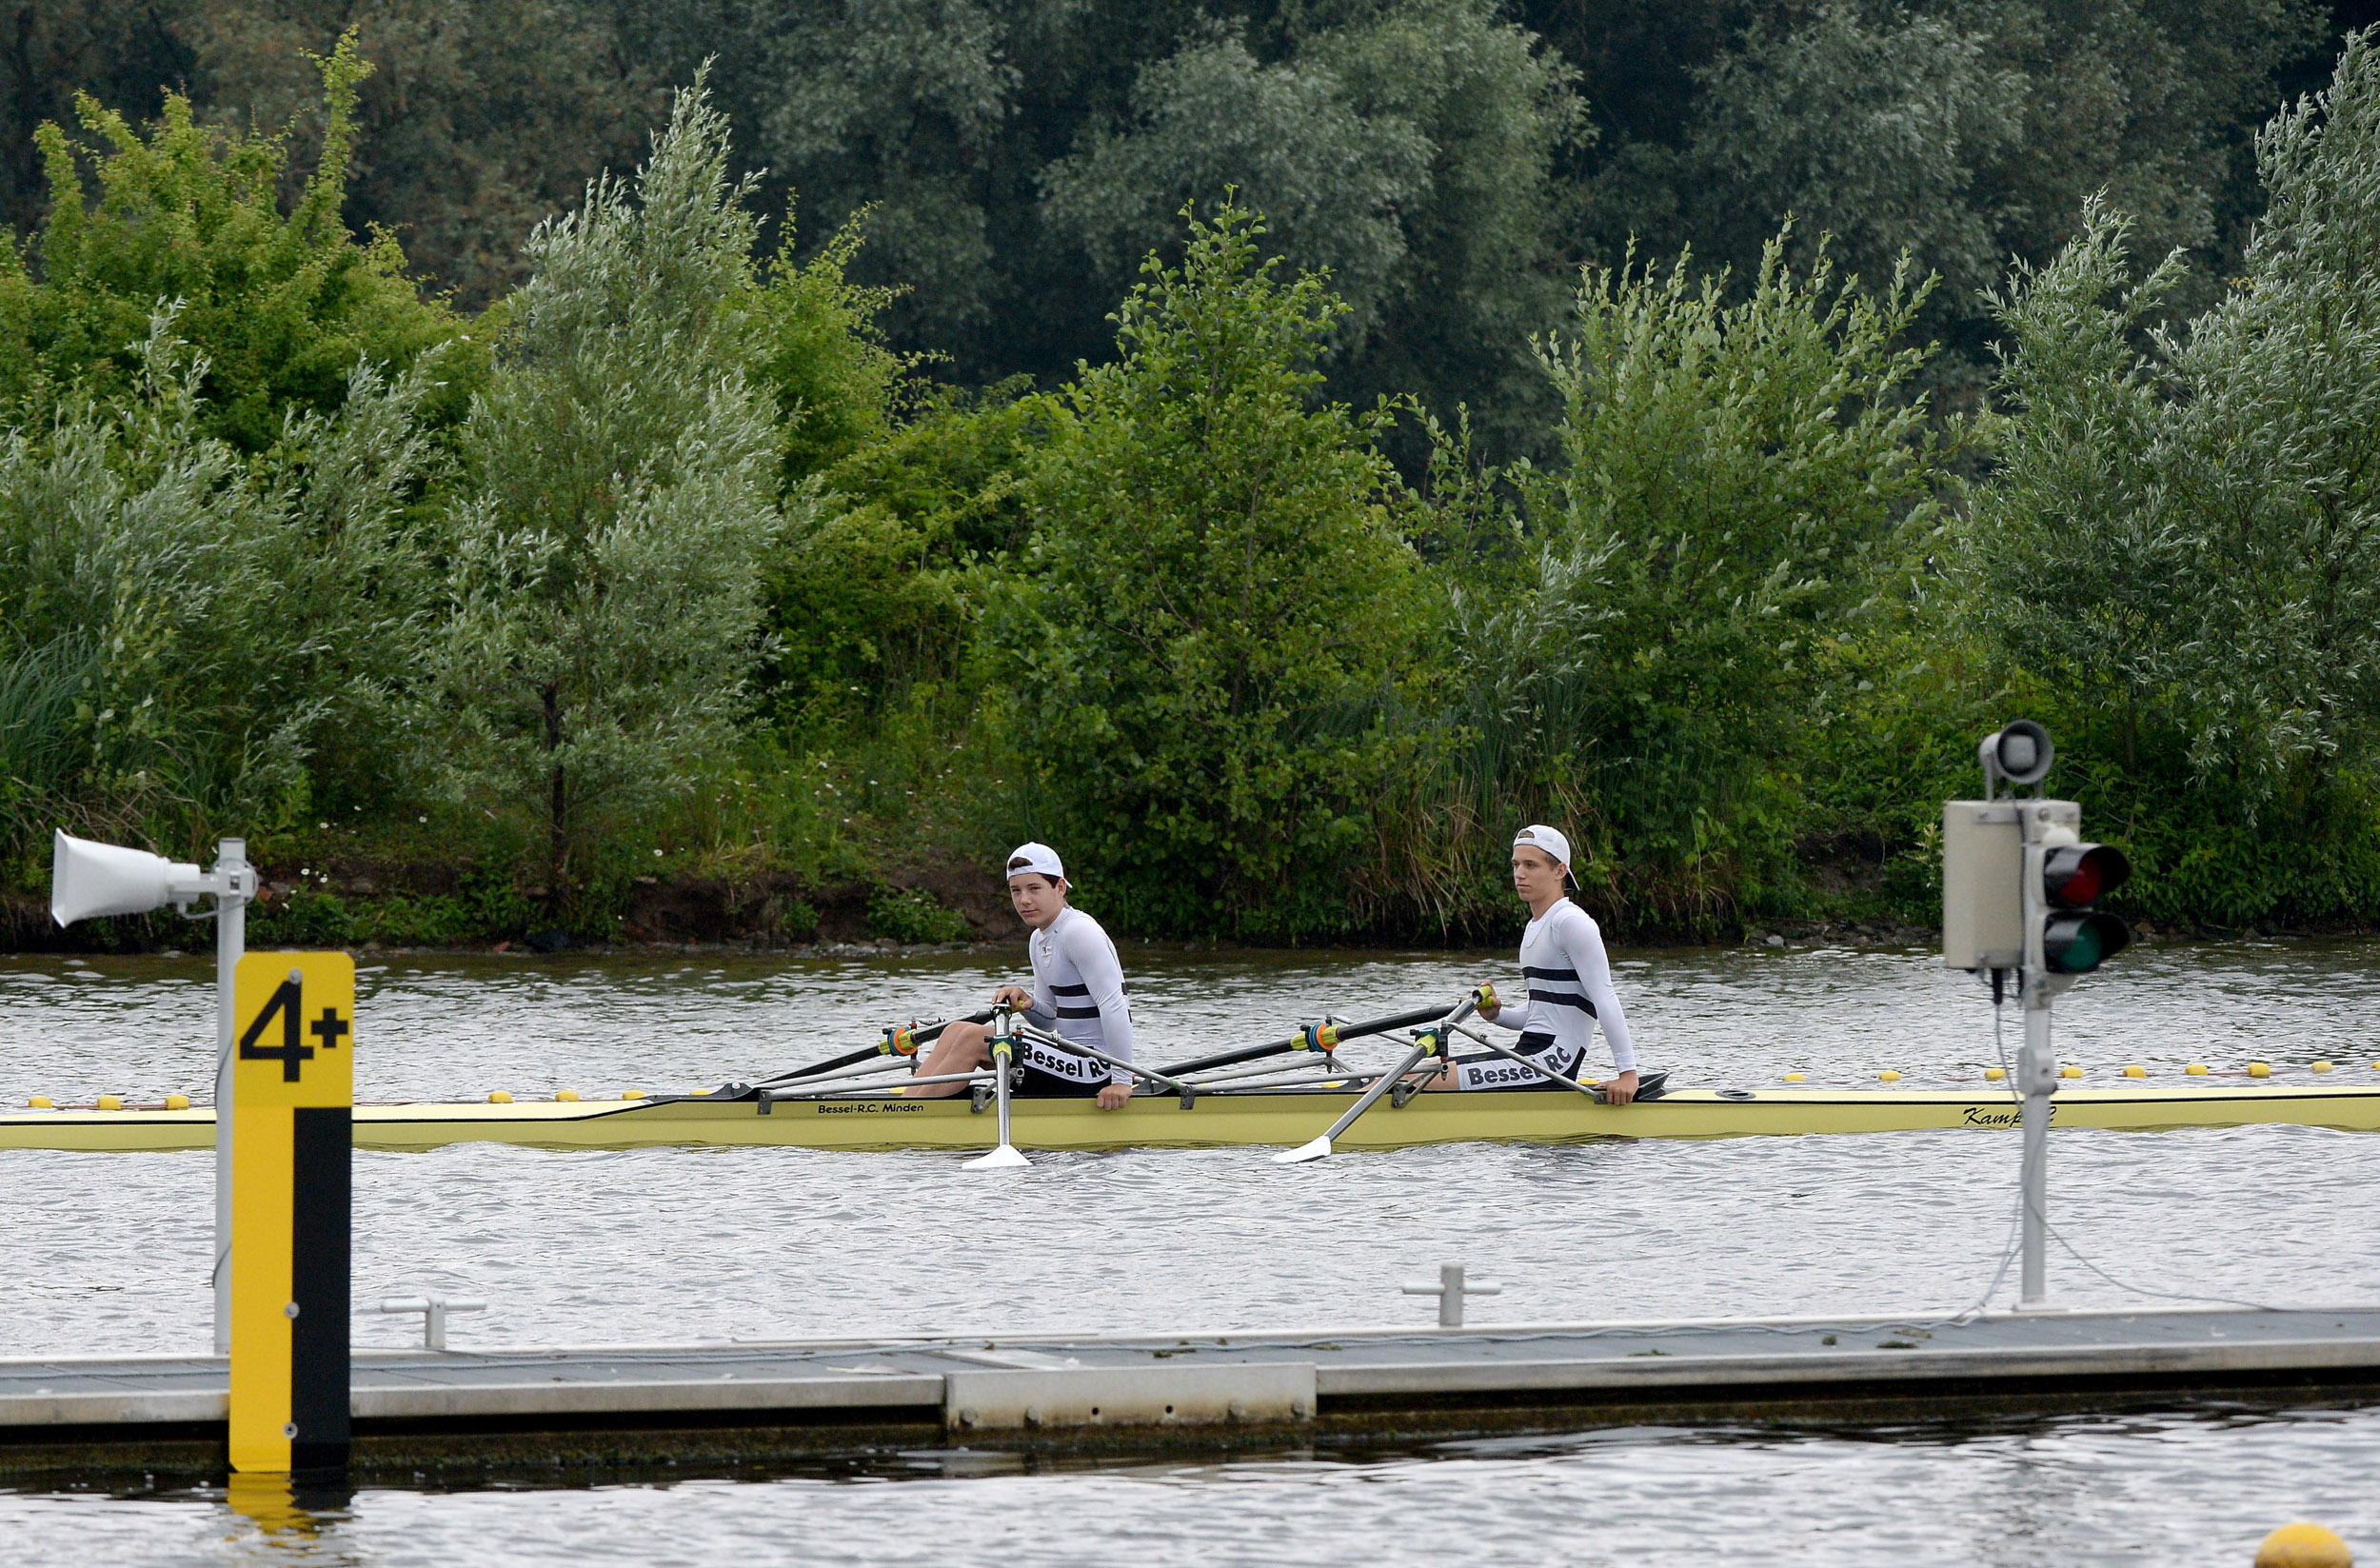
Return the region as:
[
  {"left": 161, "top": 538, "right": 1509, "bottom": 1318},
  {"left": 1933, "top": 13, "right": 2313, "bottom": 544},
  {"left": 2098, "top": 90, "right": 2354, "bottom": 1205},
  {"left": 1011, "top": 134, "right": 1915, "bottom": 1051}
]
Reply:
[
  {"left": 1041, "top": 0, "right": 1584, "bottom": 454},
  {"left": 765, "top": 380, "right": 1055, "bottom": 738},
  {"left": 1962, "top": 29, "right": 2380, "bottom": 924},
  {"left": 0, "top": 308, "right": 443, "bottom": 868},
  {"left": 1041, "top": 26, "right": 1434, "bottom": 346},
  {"left": 1499, "top": 229, "right": 1954, "bottom": 926},
  {"left": 417, "top": 80, "right": 788, "bottom": 913},
  {"left": 750, "top": 209, "right": 914, "bottom": 490},
  {"left": 172, "top": 0, "right": 663, "bottom": 308},
  {"left": 0, "top": 31, "right": 464, "bottom": 449},
  {"left": 0, "top": 0, "right": 191, "bottom": 239},
  {"left": 1570, "top": 0, "right": 2327, "bottom": 382},
  {"left": 990, "top": 200, "right": 1424, "bottom": 938}
]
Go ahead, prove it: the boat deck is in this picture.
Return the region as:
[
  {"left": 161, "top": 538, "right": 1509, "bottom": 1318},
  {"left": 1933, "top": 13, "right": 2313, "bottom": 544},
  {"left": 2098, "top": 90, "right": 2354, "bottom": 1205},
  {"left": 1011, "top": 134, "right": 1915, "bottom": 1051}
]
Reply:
[{"left": 8, "top": 1305, "right": 2378, "bottom": 1475}]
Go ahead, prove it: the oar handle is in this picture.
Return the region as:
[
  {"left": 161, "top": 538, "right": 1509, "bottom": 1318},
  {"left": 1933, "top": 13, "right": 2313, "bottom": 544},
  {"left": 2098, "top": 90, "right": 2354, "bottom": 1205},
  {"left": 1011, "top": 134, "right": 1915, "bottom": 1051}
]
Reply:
[
  {"left": 1159, "top": 1002, "right": 1453, "bottom": 1077},
  {"left": 1311, "top": 997, "right": 1475, "bottom": 1141}
]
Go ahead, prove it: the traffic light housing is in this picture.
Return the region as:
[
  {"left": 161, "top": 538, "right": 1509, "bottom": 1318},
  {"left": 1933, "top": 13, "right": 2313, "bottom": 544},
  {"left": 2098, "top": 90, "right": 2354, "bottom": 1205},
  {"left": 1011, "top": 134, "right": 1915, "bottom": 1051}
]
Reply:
[
  {"left": 2040, "top": 843, "right": 2131, "bottom": 973},
  {"left": 1942, "top": 723, "right": 2132, "bottom": 979}
]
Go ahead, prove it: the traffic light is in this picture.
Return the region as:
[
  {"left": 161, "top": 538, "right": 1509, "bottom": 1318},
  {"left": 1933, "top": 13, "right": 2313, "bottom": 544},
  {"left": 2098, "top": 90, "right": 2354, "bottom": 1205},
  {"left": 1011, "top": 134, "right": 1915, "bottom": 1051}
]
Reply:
[
  {"left": 1942, "top": 723, "right": 2132, "bottom": 980},
  {"left": 2040, "top": 842, "right": 2131, "bottom": 972}
]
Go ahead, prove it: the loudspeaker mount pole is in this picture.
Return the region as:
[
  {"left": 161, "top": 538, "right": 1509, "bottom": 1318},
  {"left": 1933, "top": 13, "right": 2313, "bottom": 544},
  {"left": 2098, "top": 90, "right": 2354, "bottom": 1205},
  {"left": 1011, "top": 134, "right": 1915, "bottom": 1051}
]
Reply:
[{"left": 205, "top": 839, "right": 254, "bottom": 1353}]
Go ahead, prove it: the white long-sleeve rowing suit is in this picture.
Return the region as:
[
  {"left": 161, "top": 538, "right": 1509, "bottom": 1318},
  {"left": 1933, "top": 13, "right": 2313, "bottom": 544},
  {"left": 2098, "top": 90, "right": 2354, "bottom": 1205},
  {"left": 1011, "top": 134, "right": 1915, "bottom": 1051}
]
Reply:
[
  {"left": 1458, "top": 898, "right": 1636, "bottom": 1090},
  {"left": 1017, "top": 905, "right": 1135, "bottom": 1088}
]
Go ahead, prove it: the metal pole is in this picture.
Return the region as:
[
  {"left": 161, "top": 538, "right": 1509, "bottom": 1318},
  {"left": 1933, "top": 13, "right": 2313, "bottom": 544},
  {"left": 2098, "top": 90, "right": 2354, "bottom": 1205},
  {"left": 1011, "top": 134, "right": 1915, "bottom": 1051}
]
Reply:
[
  {"left": 210, "top": 837, "right": 249, "bottom": 1355},
  {"left": 2017, "top": 809, "right": 2053, "bottom": 1309}
]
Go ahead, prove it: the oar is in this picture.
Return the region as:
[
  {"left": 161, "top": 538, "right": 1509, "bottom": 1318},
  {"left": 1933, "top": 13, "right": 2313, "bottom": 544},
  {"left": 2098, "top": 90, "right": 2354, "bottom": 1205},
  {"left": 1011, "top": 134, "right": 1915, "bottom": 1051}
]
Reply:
[
  {"left": 1274, "top": 997, "right": 1478, "bottom": 1164},
  {"left": 1158, "top": 1003, "right": 1452, "bottom": 1078},
  {"left": 962, "top": 1017, "right": 1030, "bottom": 1170},
  {"left": 761, "top": 1010, "right": 996, "bottom": 1087}
]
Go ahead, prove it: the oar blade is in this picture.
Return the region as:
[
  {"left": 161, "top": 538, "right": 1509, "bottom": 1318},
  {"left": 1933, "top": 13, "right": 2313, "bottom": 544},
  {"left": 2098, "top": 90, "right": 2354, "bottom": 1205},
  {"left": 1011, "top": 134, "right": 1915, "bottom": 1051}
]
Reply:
[
  {"left": 1274, "top": 1135, "right": 1334, "bottom": 1165},
  {"left": 964, "top": 1143, "right": 1031, "bottom": 1171}
]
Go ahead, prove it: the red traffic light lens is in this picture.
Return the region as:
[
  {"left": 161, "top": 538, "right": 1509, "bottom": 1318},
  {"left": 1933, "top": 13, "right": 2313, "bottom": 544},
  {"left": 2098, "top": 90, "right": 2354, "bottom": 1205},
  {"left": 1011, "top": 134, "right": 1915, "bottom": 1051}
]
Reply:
[{"left": 2042, "top": 844, "right": 2130, "bottom": 908}]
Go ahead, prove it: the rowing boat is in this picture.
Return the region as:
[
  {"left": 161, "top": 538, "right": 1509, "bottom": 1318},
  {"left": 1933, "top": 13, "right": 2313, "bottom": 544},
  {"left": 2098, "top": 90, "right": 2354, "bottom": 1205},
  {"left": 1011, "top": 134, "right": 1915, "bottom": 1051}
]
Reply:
[{"left": 6, "top": 1081, "right": 2378, "bottom": 1155}]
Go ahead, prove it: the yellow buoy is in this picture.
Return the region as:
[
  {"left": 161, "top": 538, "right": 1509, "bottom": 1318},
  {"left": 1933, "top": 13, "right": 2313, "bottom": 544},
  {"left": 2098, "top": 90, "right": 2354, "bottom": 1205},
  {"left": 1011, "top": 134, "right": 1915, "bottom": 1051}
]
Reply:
[
  {"left": 96, "top": 1094, "right": 122, "bottom": 1110},
  {"left": 28, "top": 1096, "right": 52, "bottom": 1108},
  {"left": 488, "top": 1090, "right": 513, "bottom": 1104},
  {"left": 1984, "top": 1066, "right": 2007, "bottom": 1082},
  {"left": 2254, "top": 1520, "right": 2351, "bottom": 1568},
  {"left": 1878, "top": 1069, "right": 1901, "bottom": 1082},
  {"left": 2187, "top": 1063, "right": 2210, "bottom": 1076},
  {"left": 2059, "top": 1064, "right": 2083, "bottom": 1079},
  {"left": 2249, "top": 1062, "right": 2271, "bottom": 1079},
  {"left": 2122, "top": 1064, "right": 2147, "bottom": 1079},
  {"left": 555, "top": 1089, "right": 581, "bottom": 1102},
  {"left": 623, "top": 1089, "right": 645, "bottom": 1100},
  {"left": 1781, "top": 1072, "right": 1806, "bottom": 1083},
  {"left": 165, "top": 1093, "right": 189, "bottom": 1110},
  {"left": 2312, "top": 1060, "right": 2334, "bottom": 1073}
]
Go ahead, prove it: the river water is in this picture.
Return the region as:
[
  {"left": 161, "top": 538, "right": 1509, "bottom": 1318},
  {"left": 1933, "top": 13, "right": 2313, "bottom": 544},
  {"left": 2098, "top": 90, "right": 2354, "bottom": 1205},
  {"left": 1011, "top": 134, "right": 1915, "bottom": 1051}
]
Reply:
[{"left": 2, "top": 935, "right": 2376, "bottom": 1562}]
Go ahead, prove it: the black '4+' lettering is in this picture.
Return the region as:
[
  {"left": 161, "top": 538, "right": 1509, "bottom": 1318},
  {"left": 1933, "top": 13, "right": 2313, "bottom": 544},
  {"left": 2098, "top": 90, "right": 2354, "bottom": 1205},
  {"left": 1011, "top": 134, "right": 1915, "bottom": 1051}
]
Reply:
[{"left": 240, "top": 979, "right": 345, "bottom": 1082}]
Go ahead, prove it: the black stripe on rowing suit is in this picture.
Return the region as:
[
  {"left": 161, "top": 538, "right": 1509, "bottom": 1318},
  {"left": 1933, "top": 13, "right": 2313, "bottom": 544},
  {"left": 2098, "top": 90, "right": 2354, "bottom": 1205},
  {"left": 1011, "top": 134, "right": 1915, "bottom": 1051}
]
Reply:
[
  {"left": 289, "top": 1105, "right": 351, "bottom": 1477},
  {"left": 1529, "top": 989, "right": 1597, "bottom": 1016},
  {"left": 1522, "top": 966, "right": 1580, "bottom": 982},
  {"left": 1054, "top": 1004, "right": 1101, "bottom": 1019},
  {"left": 1514, "top": 1032, "right": 1557, "bottom": 1054},
  {"left": 1051, "top": 982, "right": 1091, "bottom": 996}
]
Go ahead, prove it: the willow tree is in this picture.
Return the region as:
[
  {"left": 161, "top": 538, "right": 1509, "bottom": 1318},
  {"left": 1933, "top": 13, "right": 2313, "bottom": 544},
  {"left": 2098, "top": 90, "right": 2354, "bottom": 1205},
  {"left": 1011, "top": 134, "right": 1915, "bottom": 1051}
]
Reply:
[
  {"left": 1966, "top": 29, "right": 2380, "bottom": 924},
  {"left": 420, "top": 81, "right": 785, "bottom": 915}
]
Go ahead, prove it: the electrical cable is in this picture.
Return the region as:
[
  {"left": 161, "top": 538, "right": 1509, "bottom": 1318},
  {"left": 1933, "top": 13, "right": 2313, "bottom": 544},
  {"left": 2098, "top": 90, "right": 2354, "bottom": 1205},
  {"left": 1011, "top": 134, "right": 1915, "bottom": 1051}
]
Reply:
[{"left": 1984, "top": 967, "right": 2284, "bottom": 1314}]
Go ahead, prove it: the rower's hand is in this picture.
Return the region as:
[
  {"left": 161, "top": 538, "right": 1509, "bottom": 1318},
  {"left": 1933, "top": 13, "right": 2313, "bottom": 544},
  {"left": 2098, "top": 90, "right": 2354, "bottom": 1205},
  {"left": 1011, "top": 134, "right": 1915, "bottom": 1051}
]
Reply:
[
  {"left": 1473, "top": 982, "right": 1500, "bottom": 1022},
  {"left": 1096, "top": 1082, "right": 1132, "bottom": 1110},
  {"left": 990, "top": 985, "right": 1033, "bottom": 1009},
  {"left": 1603, "top": 1069, "right": 1639, "bottom": 1107}
]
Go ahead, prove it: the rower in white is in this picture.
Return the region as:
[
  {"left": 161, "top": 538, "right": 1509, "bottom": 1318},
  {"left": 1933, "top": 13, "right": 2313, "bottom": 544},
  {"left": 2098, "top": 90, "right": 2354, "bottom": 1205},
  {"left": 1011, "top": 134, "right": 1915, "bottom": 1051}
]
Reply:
[
  {"left": 1428, "top": 824, "right": 1639, "bottom": 1104},
  {"left": 907, "top": 842, "right": 1136, "bottom": 1110}
]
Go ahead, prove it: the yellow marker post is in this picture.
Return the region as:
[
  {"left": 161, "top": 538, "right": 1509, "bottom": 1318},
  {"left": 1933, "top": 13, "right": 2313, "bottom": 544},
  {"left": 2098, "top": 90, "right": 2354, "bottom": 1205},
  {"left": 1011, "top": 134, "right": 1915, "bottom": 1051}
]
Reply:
[{"left": 228, "top": 952, "right": 353, "bottom": 1477}]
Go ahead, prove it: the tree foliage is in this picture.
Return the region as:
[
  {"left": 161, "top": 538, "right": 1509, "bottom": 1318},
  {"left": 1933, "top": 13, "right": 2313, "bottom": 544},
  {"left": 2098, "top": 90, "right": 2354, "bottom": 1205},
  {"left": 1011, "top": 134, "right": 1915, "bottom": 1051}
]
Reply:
[
  {"left": 0, "top": 31, "right": 464, "bottom": 450},
  {"left": 416, "top": 81, "right": 789, "bottom": 909},
  {"left": 990, "top": 201, "right": 1424, "bottom": 938},
  {"left": 1478, "top": 232, "right": 1952, "bottom": 927},
  {"left": 171, "top": 0, "right": 662, "bottom": 309},
  {"left": 0, "top": 310, "right": 442, "bottom": 869},
  {"left": 1960, "top": 28, "right": 2380, "bottom": 923}
]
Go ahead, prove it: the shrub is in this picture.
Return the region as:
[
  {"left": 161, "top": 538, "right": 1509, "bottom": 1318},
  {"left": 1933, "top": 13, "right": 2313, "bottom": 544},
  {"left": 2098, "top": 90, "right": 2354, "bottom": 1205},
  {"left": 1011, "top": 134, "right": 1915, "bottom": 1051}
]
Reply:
[{"left": 865, "top": 885, "right": 967, "bottom": 944}]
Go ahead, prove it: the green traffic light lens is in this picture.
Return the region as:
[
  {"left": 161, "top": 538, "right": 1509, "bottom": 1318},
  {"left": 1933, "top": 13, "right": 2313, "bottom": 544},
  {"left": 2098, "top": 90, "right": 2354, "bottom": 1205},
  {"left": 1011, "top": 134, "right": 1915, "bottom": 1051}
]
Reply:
[{"left": 2045, "top": 910, "right": 2132, "bottom": 974}]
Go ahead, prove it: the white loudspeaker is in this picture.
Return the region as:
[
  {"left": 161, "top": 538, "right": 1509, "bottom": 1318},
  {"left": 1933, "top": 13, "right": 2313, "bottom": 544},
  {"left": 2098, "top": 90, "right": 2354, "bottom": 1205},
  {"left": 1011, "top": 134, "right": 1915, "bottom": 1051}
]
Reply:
[{"left": 51, "top": 831, "right": 202, "bottom": 926}]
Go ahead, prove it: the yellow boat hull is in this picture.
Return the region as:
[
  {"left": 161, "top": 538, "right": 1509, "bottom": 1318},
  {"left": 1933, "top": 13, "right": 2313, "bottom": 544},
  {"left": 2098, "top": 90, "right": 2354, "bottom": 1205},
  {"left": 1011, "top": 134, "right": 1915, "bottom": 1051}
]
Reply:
[{"left": 4, "top": 1082, "right": 2379, "bottom": 1154}]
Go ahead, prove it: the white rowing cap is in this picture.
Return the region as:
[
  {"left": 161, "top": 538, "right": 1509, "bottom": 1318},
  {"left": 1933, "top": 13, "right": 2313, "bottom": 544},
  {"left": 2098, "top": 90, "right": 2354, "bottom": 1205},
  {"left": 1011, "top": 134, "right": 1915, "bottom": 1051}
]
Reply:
[
  {"left": 1513, "top": 824, "right": 1571, "bottom": 868},
  {"left": 1005, "top": 842, "right": 1065, "bottom": 883}
]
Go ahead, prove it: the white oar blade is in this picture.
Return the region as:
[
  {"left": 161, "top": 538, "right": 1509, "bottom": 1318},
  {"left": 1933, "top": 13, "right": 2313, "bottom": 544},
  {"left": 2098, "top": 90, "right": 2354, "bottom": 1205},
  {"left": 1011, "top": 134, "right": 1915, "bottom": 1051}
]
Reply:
[
  {"left": 1274, "top": 1135, "right": 1334, "bottom": 1165},
  {"left": 964, "top": 1142, "right": 1031, "bottom": 1171}
]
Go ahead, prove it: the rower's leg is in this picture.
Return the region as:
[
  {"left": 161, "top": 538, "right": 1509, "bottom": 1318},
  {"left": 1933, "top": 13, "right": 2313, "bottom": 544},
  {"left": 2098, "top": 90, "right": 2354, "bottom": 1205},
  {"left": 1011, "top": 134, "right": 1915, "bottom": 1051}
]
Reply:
[{"left": 904, "top": 1021, "right": 991, "bottom": 1097}]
